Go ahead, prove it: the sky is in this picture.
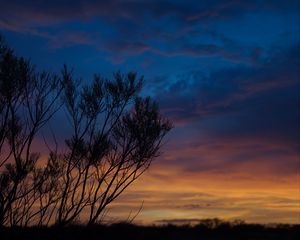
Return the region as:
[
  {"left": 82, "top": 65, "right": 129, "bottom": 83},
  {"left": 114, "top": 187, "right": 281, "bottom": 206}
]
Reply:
[{"left": 1, "top": 0, "right": 300, "bottom": 224}]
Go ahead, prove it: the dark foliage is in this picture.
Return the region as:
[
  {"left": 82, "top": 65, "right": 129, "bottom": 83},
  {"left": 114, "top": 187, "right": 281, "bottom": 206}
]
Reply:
[
  {"left": 0, "top": 34, "right": 172, "bottom": 227},
  {"left": 1, "top": 220, "right": 299, "bottom": 240}
]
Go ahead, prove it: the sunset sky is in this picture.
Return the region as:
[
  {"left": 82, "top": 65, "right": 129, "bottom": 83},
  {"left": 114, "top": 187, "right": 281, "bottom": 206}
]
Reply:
[{"left": 1, "top": 0, "right": 299, "bottom": 224}]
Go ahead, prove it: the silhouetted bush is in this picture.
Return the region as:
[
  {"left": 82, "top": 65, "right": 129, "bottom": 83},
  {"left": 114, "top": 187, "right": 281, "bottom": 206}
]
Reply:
[
  {"left": 0, "top": 34, "right": 172, "bottom": 227},
  {"left": 1, "top": 220, "right": 299, "bottom": 240}
]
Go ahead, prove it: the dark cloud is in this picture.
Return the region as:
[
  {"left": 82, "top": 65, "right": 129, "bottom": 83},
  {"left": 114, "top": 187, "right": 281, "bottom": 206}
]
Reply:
[
  {"left": 2, "top": 0, "right": 298, "bottom": 63},
  {"left": 149, "top": 43, "right": 300, "bottom": 176},
  {"left": 155, "top": 218, "right": 202, "bottom": 224},
  {"left": 157, "top": 43, "right": 300, "bottom": 143},
  {"left": 1, "top": 0, "right": 298, "bottom": 25}
]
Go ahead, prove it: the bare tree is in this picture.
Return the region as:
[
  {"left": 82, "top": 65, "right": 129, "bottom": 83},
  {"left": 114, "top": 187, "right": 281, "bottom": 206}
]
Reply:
[
  {"left": 0, "top": 36, "right": 64, "bottom": 226},
  {"left": 54, "top": 68, "right": 172, "bottom": 226},
  {"left": 0, "top": 35, "right": 172, "bottom": 227}
]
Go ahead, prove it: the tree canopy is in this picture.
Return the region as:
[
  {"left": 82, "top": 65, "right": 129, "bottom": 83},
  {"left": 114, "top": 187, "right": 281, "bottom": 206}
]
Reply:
[{"left": 0, "top": 35, "right": 172, "bottom": 227}]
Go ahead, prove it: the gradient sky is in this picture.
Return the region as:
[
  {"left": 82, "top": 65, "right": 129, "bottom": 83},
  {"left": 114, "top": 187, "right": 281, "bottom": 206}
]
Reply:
[{"left": 1, "top": 0, "right": 300, "bottom": 224}]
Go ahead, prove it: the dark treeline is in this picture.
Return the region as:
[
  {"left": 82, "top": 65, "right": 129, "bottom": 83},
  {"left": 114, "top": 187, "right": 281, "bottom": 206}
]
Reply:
[
  {"left": 0, "top": 35, "right": 172, "bottom": 227},
  {"left": 1, "top": 219, "right": 299, "bottom": 240}
]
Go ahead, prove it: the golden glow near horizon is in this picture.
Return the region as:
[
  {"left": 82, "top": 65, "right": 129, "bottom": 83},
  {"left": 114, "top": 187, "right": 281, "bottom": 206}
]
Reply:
[
  {"left": 106, "top": 162, "right": 300, "bottom": 225},
  {"left": 30, "top": 129, "right": 300, "bottom": 225},
  {"left": 99, "top": 134, "right": 300, "bottom": 225}
]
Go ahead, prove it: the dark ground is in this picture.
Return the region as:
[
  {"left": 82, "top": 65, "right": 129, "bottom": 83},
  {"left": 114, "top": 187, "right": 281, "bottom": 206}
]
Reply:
[{"left": 1, "top": 222, "right": 299, "bottom": 240}]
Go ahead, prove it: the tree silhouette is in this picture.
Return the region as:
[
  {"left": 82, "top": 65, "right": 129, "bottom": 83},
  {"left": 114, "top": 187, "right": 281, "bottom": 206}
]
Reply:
[
  {"left": 0, "top": 35, "right": 172, "bottom": 227},
  {"left": 0, "top": 35, "right": 64, "bottom": 226}
]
